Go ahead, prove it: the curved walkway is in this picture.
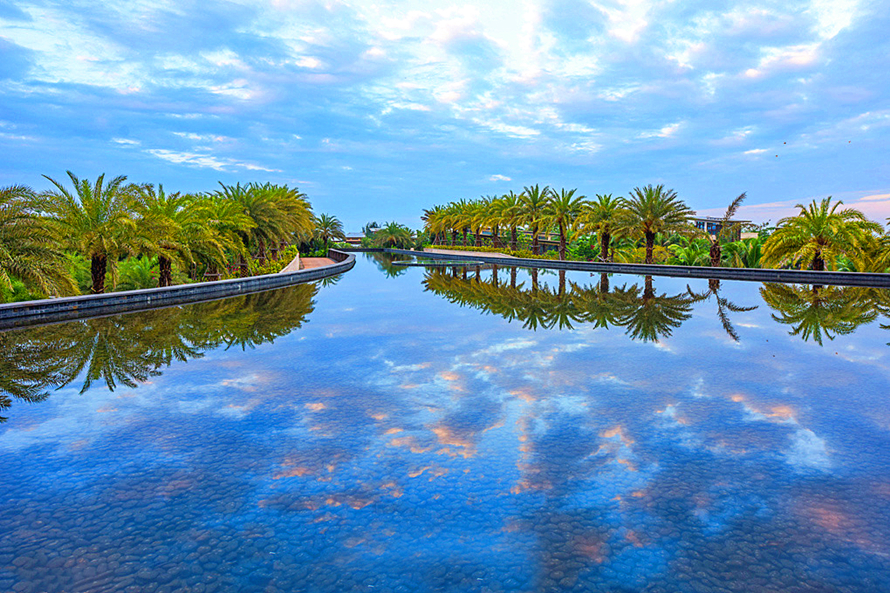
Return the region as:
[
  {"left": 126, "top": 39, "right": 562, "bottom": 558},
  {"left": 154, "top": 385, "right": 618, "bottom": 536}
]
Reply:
[{"left": 0, "top": 250, "right": 354, "bottom": 330}]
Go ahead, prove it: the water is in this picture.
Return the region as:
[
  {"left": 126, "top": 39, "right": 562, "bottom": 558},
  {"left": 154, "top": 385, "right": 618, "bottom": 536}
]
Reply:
[{"left": 2, "top": 253, "right": 890, "bottom": 592}]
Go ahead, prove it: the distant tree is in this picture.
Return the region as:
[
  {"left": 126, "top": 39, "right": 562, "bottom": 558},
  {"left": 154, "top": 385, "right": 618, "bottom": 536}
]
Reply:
[{"left": 314, "top": 213, "right": 346, "bottom": 252}]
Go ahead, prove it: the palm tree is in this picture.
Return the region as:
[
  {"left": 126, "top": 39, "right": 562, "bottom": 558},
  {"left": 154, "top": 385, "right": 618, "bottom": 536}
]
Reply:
[
  {"left": 422, "top": 205, "right": 447, "bottom": 245},
  {"left": 704, "top": 192, "right": 747, "bottom": 267},
  {"left": 42, "top": 171, "right": 136, "bottom": 293},
  {"left": 371, "top": 221, "right": 414, "bottom": 249},
  {"left": 0, "top": 185, "right": 76, "bottom": 299},
  {"left": 613, "top": 276, "right": 697, "bottom": 342},
  {"left": 214, "top": 182, "right": 286, "bottom": 276},
  {"left": 499, "top": 191, "right": 523, "bottom": 250},
  {"left": 545, "top": 188, "right": 586, "bottom": 260},
  {"left": 521, "top": 184, "right": 551, "bottom": 255},
  {"left": 583, "top": 194, "right": 623, "bottom": 262},
  {"left": 133, "top": 184, "right": 213, "bottom": 287},
  {"left": 196, "top": 194, "right": 254, "bottom": 279},
  {"left": 314, "top": 213, "right": 346, "bottom": 252},
  {"left": 761, "top": 197, "right": 881, "bottom": 271},
  {"left": 619, "top": 184, "right": 695, "bottom": 264}
]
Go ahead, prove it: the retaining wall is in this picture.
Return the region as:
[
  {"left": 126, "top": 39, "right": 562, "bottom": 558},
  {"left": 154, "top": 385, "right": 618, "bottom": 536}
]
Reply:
[
  {"left": 0, "top": 249, "right": 354, "bottom": 330},
  {"left": 342, "top": 248, "right": 890, "bottom": 288}
]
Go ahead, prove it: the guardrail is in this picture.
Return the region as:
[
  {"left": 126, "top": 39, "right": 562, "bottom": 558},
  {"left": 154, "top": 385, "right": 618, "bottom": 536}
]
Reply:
[
  {"left": 0, "top": 249, "right": 355, "bottom": 330},
  {"left": 344, "top": 248, "right": 890, "bottom": 288}
]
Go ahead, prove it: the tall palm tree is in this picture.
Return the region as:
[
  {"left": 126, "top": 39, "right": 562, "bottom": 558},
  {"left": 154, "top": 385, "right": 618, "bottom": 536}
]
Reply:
[
  {"left": 499, "top": 191, "right": 523, "bottom": 250},
  {"left": 133, "top": 184, "right": 214, "bottom": 287},
  {"left": 521, "top": 184, "right": 551, "bottom": 255},
  {"left": 256, "top": 183, "right": 314, "bottom": 256},
  {"left": 196, "top": 194, "right": 254, "bottom": 279},
  {"left": 314, "top": 213, "right": 346, "bottom": 252},
  {"left": 0, "top": 185, "right": 76, "bottom": 298},
  {"left": 42, "top": 171, "right": 136, "bottom": 293},
  {"left": 619, "top": 184, "right": 695, "bottom": 264},
  {"left": 705, "top": 192, "right": 747, "bottom": 267},
  {"left": 583, "top": 194, "right": 623, "bottom": 262},
  {"left": 761, "top": 197, "right": 881, "bottom": 271},
  {"left": 422, "top": 205, "right": 447, "bottom": 245},
  {"left": 545, "top": 188, "right": 586, "bottom": 260},
  {"left": 214, "top": 182, "right": 286, "bottom": 276}
]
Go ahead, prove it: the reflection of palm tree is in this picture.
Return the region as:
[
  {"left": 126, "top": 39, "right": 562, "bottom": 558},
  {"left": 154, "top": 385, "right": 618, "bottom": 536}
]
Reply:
[
  {"left": 687, "top": 281, "right": 757, "bottom": 342},
  {"left": 760, "top": 283, "right": 877, "bottom": 345},
  {"left": 366, "top": 252, "right": 411, "bottom": 278},
  {"left": 614, "top": 276, "right": 697, "bottom": 342},
  {"left": 0, "top": 283, "right": 317, "bottom": 419}
]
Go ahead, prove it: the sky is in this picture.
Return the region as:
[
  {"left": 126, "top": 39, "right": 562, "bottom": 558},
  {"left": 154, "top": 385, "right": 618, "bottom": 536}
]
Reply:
[{"left": 1, "top": 0, "right": 889, "bottom": 231}]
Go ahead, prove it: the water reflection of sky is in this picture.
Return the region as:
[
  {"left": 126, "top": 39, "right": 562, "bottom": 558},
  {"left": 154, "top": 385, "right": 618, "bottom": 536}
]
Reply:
[{"left": 2, "top": 254, "right": 890, "bottom": 592}]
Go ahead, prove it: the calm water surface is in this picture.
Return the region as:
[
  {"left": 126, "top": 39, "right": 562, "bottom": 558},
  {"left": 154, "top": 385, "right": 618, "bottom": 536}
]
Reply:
[{"left": 2, "top": 254, "right": 890, "bottom": 592}]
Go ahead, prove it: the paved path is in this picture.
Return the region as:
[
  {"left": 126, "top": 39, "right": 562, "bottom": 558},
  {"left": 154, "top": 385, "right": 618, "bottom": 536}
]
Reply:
[
  {"left": 424, "top": 248, "right": 516, "bottom": 259},
  {"left": 301, "top": 257, "right": 336, "bottom": 269}
]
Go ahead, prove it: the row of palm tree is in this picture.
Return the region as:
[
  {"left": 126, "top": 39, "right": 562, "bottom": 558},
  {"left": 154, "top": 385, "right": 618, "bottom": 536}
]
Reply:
[
  {"left": 1, "top": 172, "right": 345, "bottom": 299},
  {"left": 423, "top": 186, "right": 890, "bottom": 272},
  {"left": 423, "top": 184, "right": 697, "bottom": 263}
]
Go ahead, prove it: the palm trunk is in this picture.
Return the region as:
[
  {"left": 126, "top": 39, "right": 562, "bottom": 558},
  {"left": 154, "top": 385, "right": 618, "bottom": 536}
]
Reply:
[
  {"left": 644, "top": 275, "right": 654, "bottom": 300},
  {"left": 710, "top": 240, "right": 721, "bottom": 267},
  {"left": 475, "top": 267, "right": 481, "bottom": 282},
  {"left": 492, "top": 225, "right": 500, "bottom": 248},
  {"left": 510, "top": 267, "right": 517, "bottom": 289},
  {"left": 532, "top": 225, "right": 539, "bottom": 255},
  {"left": 257, "top": 239, "right": 267, "bottom": 266},
  {"left": 90, "top": 254, "right": 107, "bottom": 294},
  {"left": 599, "top": 273, "right": 609, "bottom": 293},
  {"left": 461, "top": 267, "right": 467, "bottom": 281},
  {"left": 158, "top": 256, "right": 173, "bottom": 287},
  {"left": 531, "top": 268, "right": 539, "bottom": 292},
  {"left": 474, "top": 227, "right": 482, "bottom": 248},
  {"left": 270, "top": 245, "right": 279, "bottom": 260},
  {"left": 462, "top": 228, "right": 468, "bottom": 246},
  {"left": 558, "top": 270, "right": 566, "bottom": 296},
  {"left": 239, "top": 254, "right": 248, "bottom": 278},
  {"left": 451, "top": 230, "right": 457, "bottom": 246},
  {"left": 645, "top": 231, "right": 655, "bottom": 264},
  {"left": 492, "top": 264, "right": 499, "bottom": 287},
  {"left": 558, "top": 224, "right": 567, "bottom": 260},
  {"left": 812, "top": 251, "right": 825, "bottom": 271},
  {"left": 600, "top": 233, "right": 611, "bottom": 262},
  {"left": 510, "top": 227, "right": 518, "bottom": 251}
]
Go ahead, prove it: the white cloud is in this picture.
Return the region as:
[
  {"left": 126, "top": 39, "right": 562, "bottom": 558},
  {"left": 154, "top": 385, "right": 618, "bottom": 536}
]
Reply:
[
  {"left": 489, "top": 174, "right": 511, "bottom": 181},
  {"left": 145, "top": 149, "right": 281, "bottom": 172}
]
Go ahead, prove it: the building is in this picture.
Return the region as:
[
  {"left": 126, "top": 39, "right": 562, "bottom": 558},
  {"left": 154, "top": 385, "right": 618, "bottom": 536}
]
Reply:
[{"left": 690, "top": 216, "right": 752, "bottom": 241}]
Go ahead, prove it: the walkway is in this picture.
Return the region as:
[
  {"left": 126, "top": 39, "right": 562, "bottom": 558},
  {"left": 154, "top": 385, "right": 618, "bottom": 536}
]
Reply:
[
  {"left": 301, "top": 257, "right": 336, "bottom": 269},
  {"left": 424, "top": 248, "right": 516, "bottom": 259}
]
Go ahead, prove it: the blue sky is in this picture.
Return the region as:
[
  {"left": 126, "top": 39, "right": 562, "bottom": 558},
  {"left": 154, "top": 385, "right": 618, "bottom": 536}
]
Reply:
[{"left": 1, "top": 0, "right": 889, "bottom": 230}]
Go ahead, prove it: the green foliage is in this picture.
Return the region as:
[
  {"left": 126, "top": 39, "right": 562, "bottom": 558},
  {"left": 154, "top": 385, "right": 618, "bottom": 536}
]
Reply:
[
  {"left": 116, "top": 256, "right": 159, "bottom": 291},
  {"left": 567, "top": 238, "right": 599, "bottom": 261}
]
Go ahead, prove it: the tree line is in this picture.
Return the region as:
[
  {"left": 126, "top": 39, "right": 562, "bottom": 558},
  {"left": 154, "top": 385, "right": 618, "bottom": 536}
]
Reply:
[
  {"left": 1, "top": 172, "right": 347, "bottom": 301},
  {"left": 421, "top": 184, "right": 889, "bottom": 272}
]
